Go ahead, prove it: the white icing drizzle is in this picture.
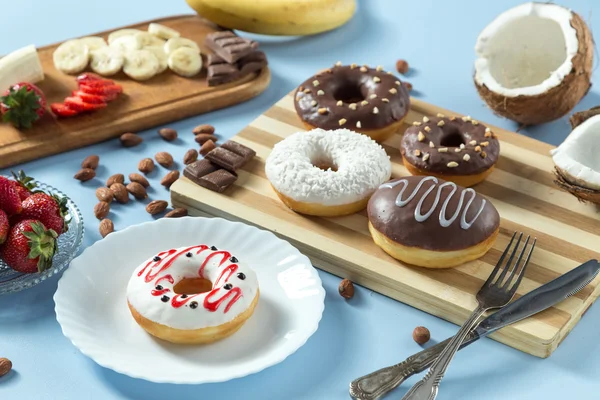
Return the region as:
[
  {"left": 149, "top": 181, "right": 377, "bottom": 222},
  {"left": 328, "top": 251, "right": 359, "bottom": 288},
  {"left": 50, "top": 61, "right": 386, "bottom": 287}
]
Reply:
[{"left": 379, "top": 177, "right": 486, "bottom": 229}]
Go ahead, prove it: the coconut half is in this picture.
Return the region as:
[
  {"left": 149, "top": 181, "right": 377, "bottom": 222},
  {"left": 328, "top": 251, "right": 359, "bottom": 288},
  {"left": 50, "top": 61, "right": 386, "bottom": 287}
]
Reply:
[
  {"left": 474, "top": 2, "right": 593, "bottom": 125},
  {"left": 551, "top": 109, "right": 600, "bottom": 204}
]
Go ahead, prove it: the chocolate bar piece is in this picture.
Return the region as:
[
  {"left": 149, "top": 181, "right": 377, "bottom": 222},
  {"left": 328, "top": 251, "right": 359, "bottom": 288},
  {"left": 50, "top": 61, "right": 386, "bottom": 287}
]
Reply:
[
  {"left": 204, "top": 147, "right": 246, "bottom": 172},
  {"left": 183, "top": 159, "right": 220, "bottom": 185},
  {"left": 220, "top": 140, "right": 256, "bottom": 165},
  {"left": 198, "top": 169, "right": 237, "bottom": 193},
  {"left": 207, "top": 50, "right": 267, "bottom": 87},
  {"left": 205, "top": 31, "right": 258, "bottom": 63}
]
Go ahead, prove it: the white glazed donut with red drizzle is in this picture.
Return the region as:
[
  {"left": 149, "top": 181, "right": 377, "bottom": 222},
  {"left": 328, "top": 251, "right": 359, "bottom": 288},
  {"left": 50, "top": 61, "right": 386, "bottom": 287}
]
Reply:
[{"left": 126, "top": 244, "right": 260, "bottom": 344}]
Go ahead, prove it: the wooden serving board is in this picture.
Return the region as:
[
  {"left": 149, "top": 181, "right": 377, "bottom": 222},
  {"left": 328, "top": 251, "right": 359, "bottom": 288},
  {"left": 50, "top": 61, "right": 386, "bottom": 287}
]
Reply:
[
  {"left": 0, "top": 15, "right": 270, "bottom": 169},
  {"left": 170, "top": 93, "right": 600, "bottom": 358}
]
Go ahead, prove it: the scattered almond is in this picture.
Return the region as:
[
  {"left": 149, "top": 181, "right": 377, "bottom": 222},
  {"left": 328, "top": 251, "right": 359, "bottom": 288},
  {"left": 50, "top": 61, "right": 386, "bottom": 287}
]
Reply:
[
  {"left": 200, "top": 139, "right": 217, "bottom": 156},
  {"left": 192, "top": 124, "right": 215, "bottom": 135},
  {"left": 81, "top": 155, "right": 99, "bottom": 170},
  {"left": 138, "top": 158, "right": 155, "bottom": 174},
  {"left": 120, "top": 132, "right": 143, "bottom": 147},
  {"left": 183, "top": 149, "right": 198, "bottom": 165},
  {"left": 94, "top": 201, "right": 110, "bottom": 220},
  {"left": 0, "top": 357, "right": 12, "bottom": 377},
  {"left": 129, "top": 173, "right": 150, "bottom": 188},
  {"left": 74, "top": 168, "right": 95, "bottom": 182},
  {"left": 95, "top": 187, "right": 113, "bottom": 204},
  {"left": 161, "top": 170, "right": 180, "bottom": 188},
  {"left": 413, "top": 326, "right": 430, "bottom": 345},
  {"left": 146, "top": 200, "right": 168, "bottom": 215},
  {"left": 165, "top": 208, "right": 188, "bottom": 218},
  {"left": 99, "top": 219, "right": 114, "bottom": 238},
  {"left": 194, "top": 133, "right": 218, "bottom": 145},
  {"left": 155, "top": 152, "right": 174, "bottom": 168},
  {"left": 158, "top": 128, "right": 178, "bottom": 141},
  {"left": 126, "top": 182, "right": 148, "bottom": 199},
  {"left": 106, "top": 173, "right": 124, "bottom": 187},
  {"left": 338, "top": 278, "right": 355, "bottom": 299},
  {"left": 396, "top": 59, "right": 409, "bottom": 74},
  {"left": 110, "top": 183, "right": 129, "bottom": 204}
]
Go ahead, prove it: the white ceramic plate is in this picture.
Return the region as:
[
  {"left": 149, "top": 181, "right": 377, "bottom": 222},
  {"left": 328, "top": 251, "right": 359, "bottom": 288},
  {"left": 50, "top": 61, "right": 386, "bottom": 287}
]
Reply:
[{"left": 54, "top": 216, "right": 325, "bottom": 384}]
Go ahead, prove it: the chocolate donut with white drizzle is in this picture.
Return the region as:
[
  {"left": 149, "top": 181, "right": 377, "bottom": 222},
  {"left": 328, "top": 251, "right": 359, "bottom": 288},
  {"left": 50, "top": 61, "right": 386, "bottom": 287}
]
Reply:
[{"left": 367, "top": 175, "right": 500, "bottom": 268}]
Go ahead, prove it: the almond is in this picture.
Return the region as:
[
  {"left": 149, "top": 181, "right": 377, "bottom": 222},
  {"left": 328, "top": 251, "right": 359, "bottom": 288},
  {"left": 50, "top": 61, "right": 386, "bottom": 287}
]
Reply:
[
  {"left": 0, "top": 358, "right": 12, "bottom": 377},
  {"left": 110, "top": 183, "right": 129, "bottom": 204},
  {"left": 126, "top": 182, "right": 148, "bottom": 199},
  {"left": 158, "top": 128, "right": 178, "bottom": 141},
  {"left": 95, "top": 187, "right": 113, "bottom": 203},
  {"left": 161, "top": 170, "right": 180, "bottom": 188},
  {"left": 129, "top": 173, "right": 150, "bottom": 188},
  {"left": 74, "top": 168, "right": 96, "bottom": 182},
  {"left": 99, "top": 218, "right": 114, "bottom": 238},
  {"left": 81, "top": 155, "right": 99, "bottom": 169},
  {"left": 138, "top": 158, "right": 155, "bottom": 174},
  {"left": 155, "top": 152, "right": 174, "bottom": 168},
  {"left": 165, "top": 207, "right": 188, "bottom": 218},
  {"left": 200, "top": 139, "right": 216, "bottom": 156},
  {"left": 396, "top": 59, "right": 409, "bottom": 74},
  {"left": 120, "top": 132, "right": 143, "bottom": 147},
  {"left": 94, "top": 201, "right": 110, "bottom": 220},
  {"left": 194, "top": 134, "right": 218, "bottom": 145},
  {"left": 183, "top": 149, "right": 198, "bottom": 165},
  {"left": 106, "top": 173, "right": 124, "bottom": 187},
  {"left": 146, "top": 200, "right": 168, "bottom": 215},
  {"left": 192, "top": 124, "right": 215, "bottom": 135}
]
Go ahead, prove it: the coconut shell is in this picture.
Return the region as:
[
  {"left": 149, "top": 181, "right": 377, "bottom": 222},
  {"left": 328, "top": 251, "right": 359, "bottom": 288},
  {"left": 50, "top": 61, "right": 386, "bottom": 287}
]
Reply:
[
  {"left": 475, "top": 11, "right": 594, "bottom": 125},
  {"left": 553, "top": 167, "right": 600, "bottom": 205},
  {"left": 569, "top": 105, "right": 600, "bottom": 129}
]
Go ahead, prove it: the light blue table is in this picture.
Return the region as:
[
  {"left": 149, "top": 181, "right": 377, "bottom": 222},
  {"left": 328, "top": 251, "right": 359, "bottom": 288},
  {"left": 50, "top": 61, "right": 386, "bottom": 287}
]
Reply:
[{"left": 2, "top": 1, "right": 599, "bottom": 399}]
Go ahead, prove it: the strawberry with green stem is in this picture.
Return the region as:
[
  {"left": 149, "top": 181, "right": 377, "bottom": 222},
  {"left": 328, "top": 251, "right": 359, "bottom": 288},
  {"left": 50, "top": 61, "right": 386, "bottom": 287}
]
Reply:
[
  {"left": 14, "top": 192, "right": 70, "bottom": 235},
  {"left": 0, "top": 82, "right": 47, "bottom": 129},
  {"left": 0, "top": 176, "right": 22, "bottom": 215},
  {"left": 0, "top": 209, "right": 8, "bottom": 244},
  {"left": 10, "top": 170, "right": 37, "bottom": 200},
  {"left": 0, "top": 220, "right": 58, "bottom": 273}
]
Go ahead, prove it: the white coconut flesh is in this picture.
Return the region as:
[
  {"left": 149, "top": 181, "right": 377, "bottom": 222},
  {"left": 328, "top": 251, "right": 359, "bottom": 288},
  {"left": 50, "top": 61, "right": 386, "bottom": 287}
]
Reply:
[
  {"left": 474, "top": 2, "right": 578, "bottom": 97},
  {"left": 551, "top": 114, "right": 600, "bottom": 190}
]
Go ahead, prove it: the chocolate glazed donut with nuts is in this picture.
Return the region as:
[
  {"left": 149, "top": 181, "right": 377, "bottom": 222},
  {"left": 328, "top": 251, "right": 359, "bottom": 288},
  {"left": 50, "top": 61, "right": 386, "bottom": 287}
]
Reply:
[
  {"left": 294, "top": 63, "right": 410, "bottom": 142},
  {"left": 400, "top": 113, "right": 500, "bottom": 187}
]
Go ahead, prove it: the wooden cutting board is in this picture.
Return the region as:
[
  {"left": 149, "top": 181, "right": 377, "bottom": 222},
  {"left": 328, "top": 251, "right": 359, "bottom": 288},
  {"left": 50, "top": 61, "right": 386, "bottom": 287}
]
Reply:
[
  {"left": 170, "top": 92, "right": 600, "bottom": 358},
  {"left": 0, "top": 15, "right": 270, "bottom": 169}
]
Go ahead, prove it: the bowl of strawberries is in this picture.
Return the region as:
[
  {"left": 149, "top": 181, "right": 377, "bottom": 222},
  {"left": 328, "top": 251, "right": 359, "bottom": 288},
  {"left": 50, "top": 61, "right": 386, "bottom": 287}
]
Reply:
[{"left": 0, "top": 171, "right": 84, "bottom": 295}]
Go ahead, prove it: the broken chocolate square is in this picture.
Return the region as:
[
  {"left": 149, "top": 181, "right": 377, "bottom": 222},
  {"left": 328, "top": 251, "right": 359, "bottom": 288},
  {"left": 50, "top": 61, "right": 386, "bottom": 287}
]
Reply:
[
  {"left": 204, "top": 147, "right": 246, "bottom": 172},
  {"left": 205, "top": 31, "right": 258, "bottom": 64},
  {"left": 198, "top": 169, "right": 237, "bottom": 193},
  {"left": 183, "top": 159, "right": 220, "bottom": 185},
  {"left": 220, "top": 140, "right": 256, "bottom": 164}
]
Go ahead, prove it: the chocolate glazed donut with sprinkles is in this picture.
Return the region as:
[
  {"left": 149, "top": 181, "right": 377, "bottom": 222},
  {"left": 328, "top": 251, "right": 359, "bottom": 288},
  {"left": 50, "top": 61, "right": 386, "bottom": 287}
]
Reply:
[
  {"left": 294, "top": 62, "right": 411, "bottom": 142},
  {"left": 400, "top": 113, "right": 500, "bottom": 187}
]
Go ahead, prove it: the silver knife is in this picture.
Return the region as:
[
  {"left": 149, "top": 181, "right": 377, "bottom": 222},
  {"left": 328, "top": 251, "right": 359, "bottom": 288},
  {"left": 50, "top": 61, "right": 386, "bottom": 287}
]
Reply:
[{"left": 349, "top": 259, "right": 600, "bottom": 400}]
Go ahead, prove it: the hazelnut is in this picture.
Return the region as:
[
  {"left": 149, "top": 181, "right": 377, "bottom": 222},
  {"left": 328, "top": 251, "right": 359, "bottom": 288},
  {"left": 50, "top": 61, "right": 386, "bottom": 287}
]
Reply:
[
  {"left": 413, "top": 326, "right": 430, "bottom": 345},
  {"left": 338, "top": 278, "right": 355, "bottom": 299},
  {"left": 396, "top": 59, "right": 409, "bottom": 74}
]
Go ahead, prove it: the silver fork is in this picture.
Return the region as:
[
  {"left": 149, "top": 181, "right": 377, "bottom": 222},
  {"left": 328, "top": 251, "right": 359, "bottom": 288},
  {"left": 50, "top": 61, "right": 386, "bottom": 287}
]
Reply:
[{"left": 401, "top": 232, "right": 536, "bottom": 400}]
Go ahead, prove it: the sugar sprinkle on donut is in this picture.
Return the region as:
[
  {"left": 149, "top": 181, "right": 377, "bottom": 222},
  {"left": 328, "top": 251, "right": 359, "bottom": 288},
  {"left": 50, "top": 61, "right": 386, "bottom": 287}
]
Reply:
[
  {"left": 370, "top": 94, "right": 378, "bottom": 99},
  {"left": 356, "top": 121, "right": 362, "bottom": 128},
  {"left": 447, "top": 161, "right": 459, "bottom": 167},
  {"left": 437, "top": 120, "right": 445, "bottom": 127},
  {"left": 414, "top": 149, "right": 421, "bottom": 157},
  {"left": 349, "top": 103, "right": 357, "bottom": 110},
  {"left": 417, "top": 131, "right": 425, "bottom": 142},
  {"left": 360, "top": 66, "right": 368, "bottom": 72},
  {"left": 382, "top": 98, "right": 389, "bottom": 103},
  {"left": 350, "top": 63, "right": 357, "bottom": 69},
  {"left": 311, "top": 100, "right": 317, "bottom": 106},
  {"left": 373, "top": 76, "right": 381, "bottom": 83},
  {"left": 469, "top": 140, "right": 477, "bottom": 145},
  {"left": 339, "top": 118, "right": 347, "bottom": 126},
  {"left": 336, "top": 100, "right": 343, "bottom": 106},
  {"left": 424, "top": 126, "right": 431, "bottom": 132},
  {"left": 376, "top": 65, "right": 384, "bottom": 71},
  {"left": 361, "top": 100, "right": 369, "bottom": 106},
  {"left": 318, "top": 108, "right": 328, "bottom": 115},
  {"left": 438, "top": 147, "right": 448, "bottom": 152},
  {"left": 423, "top": 153, "right": 430, "bottom": 161},
  {"left": 463, "top": 154, "right": 471, "bottom": 162},
  {"left": 429, "top": 141, "right": 435, "bottom": 148},
  {"left": 422, "top": 116, "right": 429, "bottom": 122},
  {"left": 413, "top": 121, "right": 421, "bottom": 126},
  {"left": 317, "top": 90, "right": 325, "bottom": 96},
  {"left": 475, "top": 145, "right": 482, "bottom": 152},
  {"left": 389, "top": 88, "right": 398, "bottom": 94},
  {"left": 373, "top": 107, "right": 379, "bottom": 114}
]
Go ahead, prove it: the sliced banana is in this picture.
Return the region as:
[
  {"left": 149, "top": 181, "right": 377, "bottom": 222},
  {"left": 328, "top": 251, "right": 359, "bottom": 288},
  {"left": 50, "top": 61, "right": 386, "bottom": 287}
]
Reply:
[
  {"left": 107, "top": 29, "right": 142, "bottom": 45},
  {"left": 79, "top": 36, "right": 108, "bottom": 51},
  {"left": 123, "top": 49, "right": 159, "bottom": 81},
  {"left": 148, "top": 23, "right": 181, "bottom": 40},
  {"left": 90, "top": 47, "right": 124, "bottom": 76},
  {"left": 144, "top": 46, "right": 169, "bottom": 74},
  {"left": 164, "top": 37, "right": 200, "bottom": 55},
  {"left": 168, "top": 47, "right": 202, "bottom": 77},
  {"left": 53, "top": 39, "right": 90, "bottom": 74},
  {"left": 110, "top": 35, "right": 142, "bottom": 53},
  {"left": 135, "top": 32, "right": 166, "bottom": 48}
]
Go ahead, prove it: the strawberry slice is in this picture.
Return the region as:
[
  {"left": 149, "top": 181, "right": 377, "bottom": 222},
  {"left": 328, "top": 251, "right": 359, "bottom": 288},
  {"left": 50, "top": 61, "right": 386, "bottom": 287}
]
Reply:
[
  {"left": 64, "top": 97, "right": 107, "bottom": 112},
  {"left": 50, "top": 103, "right": 79, "bottom": 118},
  {"left": 78, "top": 84, "right": 122, "bottom": 100},
  {"left": 71, "top": 90, "right": 107, "bottom": 104},
  {"left": 76, "top": 73, "right": 104, "bottom": 83}
]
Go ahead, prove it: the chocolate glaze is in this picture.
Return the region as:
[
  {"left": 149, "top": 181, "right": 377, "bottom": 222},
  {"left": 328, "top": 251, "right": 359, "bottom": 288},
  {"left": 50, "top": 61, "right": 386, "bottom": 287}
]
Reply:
[
  {"left": 401, "top": 115, "right": 500, "bottom": 176},
  {"left": 367, "top": 175, "right": 500, "bottom": 251},
  {"left": 294, "top": 64, "right": 410, "bottom": 131}
]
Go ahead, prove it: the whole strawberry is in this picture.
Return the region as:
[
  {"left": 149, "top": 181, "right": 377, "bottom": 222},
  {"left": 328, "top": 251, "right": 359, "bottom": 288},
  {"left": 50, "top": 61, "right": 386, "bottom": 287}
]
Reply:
[
  {"left": 0, "top": 220, "right": 58, "bottom": 273},
  {"left": 0, "top": 209, "right": 8, "bottom": 244},
  {"left": 0, "top": 176, "right": 22, "bottom": 215},
  {"left": 16, "top": 192, "right": 70, "bottom": 235},
  {"left": 1, "top": 82, "right": 47, "bottom": 129},
  {"left": 10, "top": 170, "right": 37, "bottom": 200}
]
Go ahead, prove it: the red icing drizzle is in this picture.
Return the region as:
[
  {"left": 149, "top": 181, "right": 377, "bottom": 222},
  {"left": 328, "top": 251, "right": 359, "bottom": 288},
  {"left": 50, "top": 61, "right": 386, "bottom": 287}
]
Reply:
[
  {"left": 198, "top": 250, "right": 231, "bottom": 277},
  {"left": 213, "top": 263, "right": 238, "bottom": 287},
  {"left": 139, "top": 245, "right": 209, "bottom": 283},
  {"left": 204, "top": 287, "right": 242, "bottom": 313},
  {"left": 151, "top": 288, "right": 170, "bottom": 296},
  {"left": 171, "top": 293, "right": 199, "bottom": 308}
]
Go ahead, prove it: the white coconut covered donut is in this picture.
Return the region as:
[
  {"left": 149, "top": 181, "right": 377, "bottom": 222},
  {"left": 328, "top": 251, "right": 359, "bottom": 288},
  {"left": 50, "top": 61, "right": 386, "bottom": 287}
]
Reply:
[
  {"left": 265, "top": 128, "right": 392, "bottom": 216},
  {"left": 126, "top": 244, "right": 259, "bottom": 344}
]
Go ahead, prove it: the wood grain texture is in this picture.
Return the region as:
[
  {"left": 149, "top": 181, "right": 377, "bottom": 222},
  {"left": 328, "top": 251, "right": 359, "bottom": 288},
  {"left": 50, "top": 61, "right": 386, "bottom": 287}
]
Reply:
[
  {"left": 170, "top": 93, "right": 600, "bottom": 358},
  {"left": 0, "top": 15, "right": 271, "bottom": 169}
]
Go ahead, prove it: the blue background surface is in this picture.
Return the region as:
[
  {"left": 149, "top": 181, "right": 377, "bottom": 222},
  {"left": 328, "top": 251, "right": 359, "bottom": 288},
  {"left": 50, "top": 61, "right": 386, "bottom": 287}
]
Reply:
[{"left": 1, "top": 0, "right": 600, "bottom": 399}]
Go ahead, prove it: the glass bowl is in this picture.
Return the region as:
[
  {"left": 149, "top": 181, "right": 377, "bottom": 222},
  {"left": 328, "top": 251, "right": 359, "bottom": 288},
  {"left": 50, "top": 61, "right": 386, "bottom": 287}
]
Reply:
[{"left": 0, "top": 180, "right": 84, "bottom": 295}]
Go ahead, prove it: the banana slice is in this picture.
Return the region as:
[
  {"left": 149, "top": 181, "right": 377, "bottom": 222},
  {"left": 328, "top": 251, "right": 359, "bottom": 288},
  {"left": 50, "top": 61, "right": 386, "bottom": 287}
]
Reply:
[
  {"left": 53, "top": 39, "right": 90, "bottom": 74},
  {"left": 148, "top": 23, "right": 181, "bottom": 40},
  {"left": 123, "top": 49, "right": 159, "bottom": 81},
  {"left": 168, "top": 47, "right": 202, "bottom": 77},
  {"left": 135, "top": 32, "right": 166, "bottom": 48},
  {"left": 144, "top": 46, "right": 169, "bottom": 74},
  {"left": 90, "top": 47, "right": 124, "bottom": 76},
  {"left": 107, "top": 29, "right": 142, "bottom": 44},
  {"left": 79, "top": 36, "right": 108, "bottom": 51},
  {"left": 110, "top": 35, "right": 142, "bottom": 53},
  {"left": 164, "top": 37, "right": 200, "bottom": 55}
]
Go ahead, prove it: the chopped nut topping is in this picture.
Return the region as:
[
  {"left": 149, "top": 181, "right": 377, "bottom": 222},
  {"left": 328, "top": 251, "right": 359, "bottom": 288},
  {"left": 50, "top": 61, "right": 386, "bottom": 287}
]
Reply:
[
  {"left": 349, "top": 103, "right": 357, "bottom": 110},
  {"left": 382, "top": 98, "right": 389, "bottom": 103},
  {"left": 423, "top": 116, "right": 430, "bottom": 123},
  {"left": 360, "top": 66, "right": 368, "bottom": 72},
  {"left": 389, "top": 88, "right": 398, "bottom": 94},
  {"left": 414, "top": 149, "right": 422, "bottom": 157},
  {"left": 417, "top": 131, "right": 425, "bottom": 141},
  {"left": 350, "top": 63, "right": 357, "bottom": 69},
  {"left": 339, "top": 118, "right": 347, "bottom": 126},
  {"left": 481, "top": 151, "right": 487, "bottom": 158},
  {"left": 485, "top": 127, "right": 491, "bottom": 133},
  {"left": 413, "top": 121, "right": 421, "bottom": 126},
  {"left": 463, "top": 154, "right": 471, "bottom": 162},
  {"left": 449, "top": 116, "right": 456, "bottom": 121},
  {"left": 370, "top": 94, "right": 378, "bottom": 99},
  {"left": 429, "top": 141, "right": 435, "bottom": 148},
  {"left": 422, "top": 153, "right": 430, "bottom": 161},
  {"left": 461, "top": 115, "right": 471, "bottom": 121},
  {"left": 312, "top": 80, "right": 319, "bottom": 87},
  {"left": 475, "top": 145, "right": 482, "bottom": 152},
  {"left": 336, "top": 100, "right": 343, "bottom": 106},
  {"left": 361, "top": 100, "right": 369, "bottom": 106},
  {"left": 460, "top": 143, "right": 465, "bottom": 149},
  {"left": 480, "top": 141, "right": 489, "bottom": 147},
  {"left": 447, "top": 161, "right": 459, "bottom": 168},
  {"left": 376, "top": 65, "right": 384, "bottom": 71},
  {"left": 311, "top": 100, "right": 317, "bottom": 106},
  {"left": 469, "top": 140, "right": 477, "bottom": 146},
  {"left": 304, "top": 88, "right": 311, "bottom": 93},
  {"left": 356, "top": 121, "right": 362, "bottom": 128},
  {"left": 472, "top": 120, "right": 479, "bottom": 125},
  {"left": 424, "top": 126, "right": 431, "bottom": 132},
  {"left": 438, "top": 147, "right": 448, "bottom": 153},
  {"left": 373, "top": 107, "right": 379, "bottom": 114},
  {"left": 317, "top": 90, "right": 325, "bottom": 96},
  {"left": 335, "top": 61, "right": 342, "bottom": 66},
  {"left": 484, "top": 132, "right": 492, "bottom": 138},
  {"left": 437, "top": 120, "right": 445, "bottom": 127},
  {"left": 436, "top": 113, "right": 445, "bottom": 118},
  {"left": 373, "top": 76, "right": 381, "bottom": 83},
  {"left": 455, "top": 148, "right": 462, "bottom": 153},
  {"left": 318, "top": 108, "right": 328, "bottom": 114},
  {"left": 395, "top": 81, "right": 401, "bottom": 86}
]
